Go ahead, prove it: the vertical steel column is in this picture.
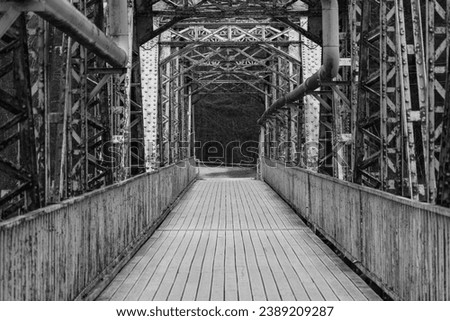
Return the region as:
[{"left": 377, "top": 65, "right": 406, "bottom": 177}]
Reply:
[
  {"left": 159, "top": 31, "right": 171, "bottom": 166},
  {"left": 0, "top": 14, "right": 40, "bottom": 218},
  {"left": 180, "top": 57, "right": 189, "bottom": 160},
  {"left": 140, "top": 22, "right": 160, "bottom": 171},
  {"left": 264, "top": 86, "right": 271, "bottom": 160},
  {"left": 188, "top": 86, "right": 194, "bottom": 159},
  {"left": 350, "top": 0, "right": 362, "bottom": 182},
  {"left": 380, "top": 0, "right": 402, "bottom": 195},
  {"left": 59, "top": 0, "right": 113, "bottom": 197},
  {"left": 278, "top": 46, "right": 289, "bottom": 162},
  {"left": 301, "top": 16, "right": 321, "bottom": 171},
  {"left": 27, "top": 13, "right": 47, "bottom": 204},
  {"left": 428, "top": 0, "right": 448, "bottom": 203},
  {"left": 171, "top": 55, "right": 180, "bottom": 163},
  {"left": 130, "top": 40, "right": 145, "bottom": 175},
  {"left": 410, "top": 0, "right": 429, "bottom": 199},
  {"left": 271, "top": 59, "right": 278, "bottom": 160},
  {"left": 329, "top": 9, "right": 352, "bottom": 180},
  {"left": 436, "top": 1, "right": 450, "bottom": 206},
  {"left": 289, "top": 27, "right": 301, "bottom": 165},
  {"left": 395, "top": 0, "right": 419, "bottom": 200},
  {"left": 108, "top": 0, "right": 133, "bottom": 180},
  {"left": 64, "top": 0, "right": 89, "bottom": 195},
  {"left": 354, "top": 0, "right": 382, "bottom": 188}
]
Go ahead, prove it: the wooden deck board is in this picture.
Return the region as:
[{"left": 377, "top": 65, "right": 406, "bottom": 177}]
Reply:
[
  {"left": 181, "top": 230, "right": 210, "bottom": 301},
  {"left": 196, "top": 230, "right": 218, "bottom": 300},
  {"left": 257, "top": 230, "right": 296, "bottom": 300},
  {"left": 138, "top": 231, "right": 187, "bottom": 300},
  {"left": 233, "top": 230, "right": 253, "bottom": 301},
  {"left": 160, "top": 231, "right": 201, "bottom": 301},
  {"left": 99, "top": 176, "right": 381, "bottom": 301},
  {"left": 210, "top": 230, "right": 226, "bottom": 301},
  {"left": 96, "top": 231, "right": 163, "bottom": 301}
]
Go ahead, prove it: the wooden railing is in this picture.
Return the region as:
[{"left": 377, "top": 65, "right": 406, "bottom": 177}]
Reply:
[
  {"left": 0, "top": 159, "right": 197, "bottom": 300},
  {"left": 262, "top": 158, "right": 450, "bottom": 300}
]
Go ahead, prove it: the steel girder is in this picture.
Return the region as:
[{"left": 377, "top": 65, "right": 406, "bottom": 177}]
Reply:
[
  {"left": 140, "top": 33, "right": 160, "bottom": 171},
  {"left": 1, "top": 0, "right": 146, "bottom": 217},
  {"left": 0, "top": 0, "right": 128, "bottom": 67},
  {"left": 141, "top": 2, "right": 306, "bottom": 168},
  {"left": 352, "top": 0, "right": 450, "bottom": 203},
  {"left": 135, "top": 0, "right": 316, "bottom": 44},
  {"left": 0, "top": 14, "right": 40, "bottom": 219},
  {"left": 300, "top": 15, "right": 322, "bottom": 171},
  {"left": 59, "top": 0, "right": 127, "bottom": 198},
  {"left": 436, "top": 1, "right": 450, "bottom": 206},
  {"left": 354, "top": 0, "right": 418, "bottom": 198}
]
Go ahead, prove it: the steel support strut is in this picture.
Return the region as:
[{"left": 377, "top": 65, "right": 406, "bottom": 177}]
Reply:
[
  {"left": 0, "top": 0, "right": 128, "bottom": 67},
  {"left": 257, "top": 0, "right": 340, "bottom": 125}
]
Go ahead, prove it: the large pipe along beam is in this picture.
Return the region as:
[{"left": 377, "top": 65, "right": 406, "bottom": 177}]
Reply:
[
  {"left": 257, "top": 0, "right": 339, "bottom": 125},
  {"left": 20, "top": 0, "right": 128, "bottom": 68}
]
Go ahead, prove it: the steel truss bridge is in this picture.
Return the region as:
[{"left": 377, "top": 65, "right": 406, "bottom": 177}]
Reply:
[{"left": 0, "top": 0, "right": 450, "bottom": 301}]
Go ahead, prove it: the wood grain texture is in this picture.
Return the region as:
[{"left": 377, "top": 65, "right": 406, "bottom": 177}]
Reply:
[
  {"left": 262, "top": 159, "right": 450, "bottom": 301},
  {"left": 99, "top": 177, "right": 380, "bottom": 301},
  {"left": 0, "top": 160, "right": 197, "bottom": 301}
]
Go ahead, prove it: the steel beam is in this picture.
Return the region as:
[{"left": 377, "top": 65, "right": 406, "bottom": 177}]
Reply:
[
  {"left": 0, "top": 0, "right": 128, "bottom": 67},
  {"left": 257, "top": 0, "right": 340, "bottom": 125}
]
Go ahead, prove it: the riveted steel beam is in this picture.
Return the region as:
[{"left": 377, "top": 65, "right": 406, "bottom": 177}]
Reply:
[{"left": 0, "top": 0, "right": 128, "bottom": 67}]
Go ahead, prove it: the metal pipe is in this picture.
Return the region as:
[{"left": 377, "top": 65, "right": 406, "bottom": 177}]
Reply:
[
  {"left": 257, "top": 0, "right": 339, "bottom": 125},
  {"left": 18, "top": 0, "right": 128, "bottom": 67}
]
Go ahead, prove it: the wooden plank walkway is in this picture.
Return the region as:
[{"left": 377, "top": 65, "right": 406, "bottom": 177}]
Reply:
[{"left": 98, "top": 173, "right": 381, "bottom": 301}]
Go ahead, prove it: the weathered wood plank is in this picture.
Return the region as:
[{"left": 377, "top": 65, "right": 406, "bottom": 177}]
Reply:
[
  {"left": 248, "top": 230, "right": 281, "bottom": 301},
  {"left": 210, "top": 230, "right": 226, "bottom": 301},
  {"left": 97, "top": 231, "right": 163, "bottom": 300},
  {"left": 196, "top": 230, "right": 218, "bottom": 300},
  {"left": 272, "top": 230, "right": 324, "bottom": 300},
  {"left": 233, "top": 230, "right": 253, "bottom": 300},
  {"left": 293, "top": 230, "right": 354, "bottom": 300},
  {"left": 284, "top": 230, "right": 339, "bottom": 300},
  {"left": 99, "top": 171, "right": 381, "bottom": 301},
  {"left": 302, "top": 230, "right": 375, "bottom": 301},
  {"left": 122, "top": 230, "right": 179, "bottom": 300},
  {"left": 266, "top": 230, "right": 311, "bottom": 300},
  {"left": 139, "top": 230, "right": 188, "bottom": 300},
  {"left": 181, "top": 230, "right": 211, "bottom": 301},
  {"left": 262, "top": 160, "right": 450, "bottom": 301},
  {"left": 224, "top": 230, "right": 238, "bottom": 301},
  {"left": 240, "top": 229, "right": 267, "bottom": 300},
  {"left": 0, "top": 160, "right": 197, "bottom": 301},
  {"left": 156, "top": 231, "right": 200, "bottom": 300},
  {"left": 258, "top": 230, "right": 296, "bottom": 300},
  {"left": 166, "top": 231, "right": 203, "bottom": 300},
  {"left": 201, "top": 182, "right": 219, "bottom": 231}
]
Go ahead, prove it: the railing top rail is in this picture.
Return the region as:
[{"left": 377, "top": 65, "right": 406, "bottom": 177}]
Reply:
[
  {"left": 0, "top": 158, "right": 195, "bottom": 230},
  {"left": 264, "top": 157, "right": 450, "bottom": 218}
]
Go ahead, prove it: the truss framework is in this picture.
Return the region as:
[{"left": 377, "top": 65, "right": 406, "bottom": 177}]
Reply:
[
  {"left": 2, "top": 0, "right": 450, "bottom": 217},
  {"left": 0, "top": 0, "right": 146, "bottom": 218},
  {"left": 135, "top": 0, "right": 318, "bottom": 44},
  {"left": 0, "top": 14, "right": 40, "bottom": 218},
  {"left": 351, "top": 0, "right": 450, "bottom": 202}
]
